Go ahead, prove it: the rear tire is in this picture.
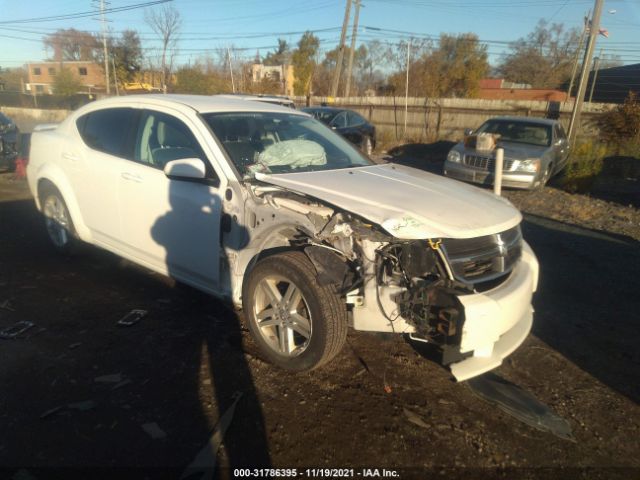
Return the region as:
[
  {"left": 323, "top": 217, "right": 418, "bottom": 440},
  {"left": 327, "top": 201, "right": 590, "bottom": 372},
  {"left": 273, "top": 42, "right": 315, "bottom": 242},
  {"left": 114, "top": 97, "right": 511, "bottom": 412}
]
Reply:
[
  {"left": 40, "top": 185, "right": 79, "bottom": 255},
  {"left": 242, "top": 251, "right": 348, "bottom": 371}
]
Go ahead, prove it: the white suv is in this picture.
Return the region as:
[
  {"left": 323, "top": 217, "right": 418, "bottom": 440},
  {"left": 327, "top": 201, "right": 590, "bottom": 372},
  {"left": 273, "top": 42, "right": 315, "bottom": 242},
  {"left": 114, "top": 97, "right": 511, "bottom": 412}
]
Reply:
[{"left": 27, "top": 95, "right": 539, "bottom": 381}]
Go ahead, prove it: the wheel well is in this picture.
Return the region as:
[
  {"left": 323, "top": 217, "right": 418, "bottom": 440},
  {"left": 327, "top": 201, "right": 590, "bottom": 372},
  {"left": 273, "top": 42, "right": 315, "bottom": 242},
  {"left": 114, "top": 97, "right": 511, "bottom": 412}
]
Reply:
[
  {"left": 37, "top": 178, "right": 59, "bottom": 202},
  {"left": 238, "top": 246, "right": 304, "bottom": 307}
]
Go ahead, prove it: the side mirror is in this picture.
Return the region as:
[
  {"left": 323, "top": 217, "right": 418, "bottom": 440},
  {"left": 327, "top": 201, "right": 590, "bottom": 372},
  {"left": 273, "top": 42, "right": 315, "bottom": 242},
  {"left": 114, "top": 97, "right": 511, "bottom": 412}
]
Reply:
[
  {"left": 464, "top": 128, "right": 473, "bottom": 136},
  {"left": 163, "top": 158, "right": 206, "bottom": 180}
]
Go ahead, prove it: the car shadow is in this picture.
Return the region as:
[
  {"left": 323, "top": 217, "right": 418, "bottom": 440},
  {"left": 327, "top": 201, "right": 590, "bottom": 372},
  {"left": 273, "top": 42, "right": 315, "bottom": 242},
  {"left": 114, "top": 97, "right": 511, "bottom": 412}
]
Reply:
[
  {"left": 404, "top": 211, "right": 640, "bottom": 405},
  {"left": 0, "top": 189, "right": 271, "bottom": 474},
  {"left": 522, "top": 213, "right": 640, "bottom": 403},
  {"left": 150, "top": 167, "right": 271, "bottom": 475},
  {"left": 589, "top": 155, "right": 640, "bottom": 208}
]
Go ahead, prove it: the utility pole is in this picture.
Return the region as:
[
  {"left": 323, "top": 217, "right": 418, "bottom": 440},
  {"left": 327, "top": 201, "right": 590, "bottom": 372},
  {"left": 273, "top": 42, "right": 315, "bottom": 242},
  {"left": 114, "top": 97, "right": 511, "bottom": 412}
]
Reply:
[
  {"left": 344, "top": 0, "right": 361, "bottom": 98},
  {"left": 403, "top": 39, "right": 411, "bottom": 138},
  {"left": 330, "top": 0, "right": 352, "bottom": 98},
  {"left": 227, "top": 47, "right": 235, "bottom": 93},
  {"left": 99, "top": 0, "right": 110, "bottom": 95},
  {"left": 568, "top": 0, "right": 603, "bottom": 146},
  {"left": 565, "top": 10, "right": 590, "bottom": 104},
  {"left": 588, "top": 49, "right": 602, "bottom": 103},
  {"left": 111, "top": 55, "right": 119, "bottom": 96}
]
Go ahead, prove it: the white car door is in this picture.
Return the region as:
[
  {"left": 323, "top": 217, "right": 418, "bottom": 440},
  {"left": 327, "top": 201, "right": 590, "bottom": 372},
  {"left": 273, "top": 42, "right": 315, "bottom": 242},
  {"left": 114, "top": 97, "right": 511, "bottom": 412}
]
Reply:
[
  {"left": 74, "top": 107, "right": 138, "bottom": 247},
  {"left": 117, "top": 108, "right": 224, "bottom": 292}
]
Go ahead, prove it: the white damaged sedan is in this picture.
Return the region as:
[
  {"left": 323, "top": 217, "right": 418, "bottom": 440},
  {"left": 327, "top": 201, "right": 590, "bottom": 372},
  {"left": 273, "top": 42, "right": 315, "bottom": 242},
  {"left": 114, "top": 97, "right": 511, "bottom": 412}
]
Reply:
[{"left": 27, "top": 95, "right": 538, "bottom": 381}]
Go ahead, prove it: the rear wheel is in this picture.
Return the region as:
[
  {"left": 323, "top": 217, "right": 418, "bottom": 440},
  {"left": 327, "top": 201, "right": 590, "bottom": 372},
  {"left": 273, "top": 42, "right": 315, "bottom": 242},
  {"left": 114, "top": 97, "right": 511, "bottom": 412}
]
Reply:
[
  {"left": 41, "top": 186, "right": 78, "bottom": 254},
  {"left": 243, "top": 251, "right": 347, "bottom": 371}
]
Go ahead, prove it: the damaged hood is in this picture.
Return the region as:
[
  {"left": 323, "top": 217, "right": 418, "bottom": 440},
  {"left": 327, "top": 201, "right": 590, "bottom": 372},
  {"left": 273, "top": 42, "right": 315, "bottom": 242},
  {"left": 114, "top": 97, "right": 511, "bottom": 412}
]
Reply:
[{"left": 255, "top": 164, "right": 522, "bottom": 239}]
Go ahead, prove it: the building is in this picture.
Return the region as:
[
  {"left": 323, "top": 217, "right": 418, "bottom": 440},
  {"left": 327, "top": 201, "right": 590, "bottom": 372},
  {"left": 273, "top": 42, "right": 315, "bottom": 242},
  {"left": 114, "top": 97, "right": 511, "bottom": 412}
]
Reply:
[
  {"left": 24, "top": 61, "right": 104, "bottom": 95},
  {"left": 250, "top": 64, "right": 295, "bottom": 96},
  {"left": 585, "top": 63, "right": 640, "bottom": 104},
  {"left": 478, "top": 78, "right": 568, "bottom": 102}
]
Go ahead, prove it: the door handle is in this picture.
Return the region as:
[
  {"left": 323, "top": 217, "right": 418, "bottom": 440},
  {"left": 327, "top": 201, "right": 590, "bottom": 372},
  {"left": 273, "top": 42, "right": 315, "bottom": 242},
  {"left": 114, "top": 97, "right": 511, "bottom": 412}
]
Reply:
[
  {"left": 62, "top": 152, "right": 79, "bottom": 162},
  {"left": 121, "top": 172, "right": 142, "bottom": 183}
]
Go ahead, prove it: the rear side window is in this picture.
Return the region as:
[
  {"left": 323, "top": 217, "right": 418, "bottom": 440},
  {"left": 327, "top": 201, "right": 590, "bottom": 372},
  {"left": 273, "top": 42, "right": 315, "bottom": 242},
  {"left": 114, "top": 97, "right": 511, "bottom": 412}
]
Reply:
[
  {"left": 77, "top": 108, "right": 137, "bottom": 158},
  {"left": 331, "top": 112, "right": 347, "bottom": 128},
  {"left": 347, "top": 111, "right": 365, "bottom": 126}
]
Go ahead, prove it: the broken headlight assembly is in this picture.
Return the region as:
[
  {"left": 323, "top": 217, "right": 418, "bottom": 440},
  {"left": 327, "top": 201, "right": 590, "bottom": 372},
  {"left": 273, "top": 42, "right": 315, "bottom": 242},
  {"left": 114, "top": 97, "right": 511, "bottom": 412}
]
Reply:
[{"left": 375, "top": 241, "right": 470, "bottom": 348}]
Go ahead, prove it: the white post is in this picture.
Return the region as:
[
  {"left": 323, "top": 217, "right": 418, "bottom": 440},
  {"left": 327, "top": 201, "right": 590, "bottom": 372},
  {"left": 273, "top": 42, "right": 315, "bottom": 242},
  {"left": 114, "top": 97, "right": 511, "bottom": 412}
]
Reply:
[{"left": 494, "top": 148, "right": 504, "bottom": 196}]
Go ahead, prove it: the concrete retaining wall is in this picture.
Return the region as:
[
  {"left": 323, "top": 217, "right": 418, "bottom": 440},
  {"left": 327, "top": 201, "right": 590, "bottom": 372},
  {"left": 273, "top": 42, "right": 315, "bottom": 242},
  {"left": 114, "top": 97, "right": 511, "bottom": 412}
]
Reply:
[{"left": 0, "top": 107, "right": 70, "bottom": 133}]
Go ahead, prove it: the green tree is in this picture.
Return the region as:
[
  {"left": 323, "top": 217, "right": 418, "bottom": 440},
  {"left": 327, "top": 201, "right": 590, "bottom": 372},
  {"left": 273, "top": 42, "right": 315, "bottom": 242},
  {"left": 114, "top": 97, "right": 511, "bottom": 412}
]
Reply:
[
  {"left": 112, "top": 30, "right": 143, "bottom": 84},
  {"left": 427, "top": 33, "right": 489, "bottom": 97},
  {"left": 388, "top": 33, "right": 488, "bottom": 98},
  {"left": 174, "top": 63, "right": 230, "bottom": 94},
  {"left": 263, "top": 39, "right": 291, "bottom": 66},
  {"left": 291, "top": 32, "right": 320, "bottom": 96},
  {"left": 175, "top": 66, "right": 212, "bottom": 94},
  {"left": 53, "top": 68, "right": 83, "bottom": 96},
  {"left": 0, "top": 67, "right": 26, "bottom": 91},
  {"left": 498, "top": 20, "right": 579, "bottom": 88},
  {"left": 596, "top": 92, "right": 640, "bottom": 151}
]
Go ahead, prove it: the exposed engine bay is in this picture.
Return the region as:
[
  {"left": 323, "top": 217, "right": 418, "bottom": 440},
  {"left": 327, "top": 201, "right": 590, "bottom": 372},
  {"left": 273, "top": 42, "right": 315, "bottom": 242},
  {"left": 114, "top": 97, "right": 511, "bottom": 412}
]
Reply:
[{"left": 233, "top": 182, "right": 520, "bottom": 366}]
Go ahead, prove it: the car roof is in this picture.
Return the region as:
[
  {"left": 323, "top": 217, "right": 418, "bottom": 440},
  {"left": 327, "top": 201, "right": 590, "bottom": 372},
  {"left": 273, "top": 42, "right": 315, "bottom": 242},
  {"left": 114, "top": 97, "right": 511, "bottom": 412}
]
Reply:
[
  {"left": 215, "top": 93, "right": 294, "bottom": 104},
  {"left": 76, "top": 94, "right": 305, "bottom": 116},
  {"left": 486, "top": 116, "right": 558, "bottom": 126},
  {"left": 302, "top": 106, "right": 344, "bottom": 113}
]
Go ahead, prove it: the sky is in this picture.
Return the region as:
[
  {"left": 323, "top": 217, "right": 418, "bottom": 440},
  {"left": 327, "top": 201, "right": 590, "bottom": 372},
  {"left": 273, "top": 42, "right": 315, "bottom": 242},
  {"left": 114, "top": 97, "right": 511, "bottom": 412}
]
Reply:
[{"left": 0, "top": 0, "right": 639, "bottom": 70}]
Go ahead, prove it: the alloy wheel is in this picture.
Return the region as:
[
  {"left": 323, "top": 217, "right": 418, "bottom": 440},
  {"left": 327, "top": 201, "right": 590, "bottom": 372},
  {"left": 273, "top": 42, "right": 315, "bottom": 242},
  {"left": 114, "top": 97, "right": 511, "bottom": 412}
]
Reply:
[
  {"left": 252, "top": 275, "right": 312, "bottom": 357},
  {"left": 43, "top": 195, "right": 70, "bottom": 248}
]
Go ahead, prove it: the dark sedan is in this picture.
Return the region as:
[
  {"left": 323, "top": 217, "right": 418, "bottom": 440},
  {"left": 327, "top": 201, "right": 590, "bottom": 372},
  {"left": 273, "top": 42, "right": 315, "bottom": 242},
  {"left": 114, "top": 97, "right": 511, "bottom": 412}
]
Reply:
[
  {"left": 0, "top": 112, "right": 19, "bottom": 171},
  {"left": 301, "top": 107, "right": 376, "bottom": 155}
]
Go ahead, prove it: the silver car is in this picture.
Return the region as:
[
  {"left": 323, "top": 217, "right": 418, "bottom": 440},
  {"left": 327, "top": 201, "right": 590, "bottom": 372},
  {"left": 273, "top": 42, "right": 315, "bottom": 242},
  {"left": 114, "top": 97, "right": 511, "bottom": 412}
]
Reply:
[{"left": 444, "top": 116, "right": 570, "bottom": 190}]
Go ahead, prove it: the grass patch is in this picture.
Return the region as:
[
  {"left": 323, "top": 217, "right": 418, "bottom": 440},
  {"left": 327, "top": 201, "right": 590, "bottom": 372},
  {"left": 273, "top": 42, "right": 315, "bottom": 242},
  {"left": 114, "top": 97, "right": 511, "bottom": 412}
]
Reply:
[{"left": 561, "top": 139, "right": 608, "bottom": 193}]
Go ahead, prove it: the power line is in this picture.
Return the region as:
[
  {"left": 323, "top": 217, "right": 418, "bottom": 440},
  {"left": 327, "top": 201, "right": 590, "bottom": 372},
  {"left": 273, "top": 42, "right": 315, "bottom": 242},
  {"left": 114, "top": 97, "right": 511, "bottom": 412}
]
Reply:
[{"left": 0, "top": 0, "right": 172, "bottom": 25}]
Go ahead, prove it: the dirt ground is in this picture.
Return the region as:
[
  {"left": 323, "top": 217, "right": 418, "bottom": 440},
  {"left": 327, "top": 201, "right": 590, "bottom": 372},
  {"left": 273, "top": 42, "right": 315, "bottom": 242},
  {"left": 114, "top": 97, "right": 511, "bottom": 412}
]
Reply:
[{"left": 1, "top": 170, "right": 639, "bottom": 480}]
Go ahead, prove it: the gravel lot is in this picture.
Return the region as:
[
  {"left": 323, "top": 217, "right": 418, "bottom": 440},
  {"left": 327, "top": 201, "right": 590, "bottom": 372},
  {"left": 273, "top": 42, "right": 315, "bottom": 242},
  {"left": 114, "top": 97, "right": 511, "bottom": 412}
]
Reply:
[{"left": 0, "top": 170, "right": 639, "bottom": 479}]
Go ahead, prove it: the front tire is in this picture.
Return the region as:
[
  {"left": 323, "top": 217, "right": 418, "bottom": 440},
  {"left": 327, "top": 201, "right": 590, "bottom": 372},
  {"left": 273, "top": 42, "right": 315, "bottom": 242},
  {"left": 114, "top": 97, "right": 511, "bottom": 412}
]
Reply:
[
  {"left": 242, "top": 251, "right": 348, "bottom": 371},
  {"left": 40, "top": 186, "right": 79, "bottom": 254}
]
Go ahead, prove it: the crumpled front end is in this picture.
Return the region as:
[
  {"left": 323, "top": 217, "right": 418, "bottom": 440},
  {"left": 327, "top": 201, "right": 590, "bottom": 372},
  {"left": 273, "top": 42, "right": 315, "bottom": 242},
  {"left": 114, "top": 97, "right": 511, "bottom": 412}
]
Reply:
[
  {"left": 350, "top": 225, "right": 538, "bottom": 382},
  {"left": 239, "top": 179, "right": 538, "bottom": 382}
]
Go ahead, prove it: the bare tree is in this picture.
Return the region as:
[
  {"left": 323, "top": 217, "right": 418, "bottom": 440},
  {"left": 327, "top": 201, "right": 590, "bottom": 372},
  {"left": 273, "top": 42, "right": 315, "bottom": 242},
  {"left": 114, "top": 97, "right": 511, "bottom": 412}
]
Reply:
[
  {"left": 43, "top": 29, "right": 98, "bottom": 62},
  {"left": 145, "top": 5, "right": 181, "bottom": 93}
]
